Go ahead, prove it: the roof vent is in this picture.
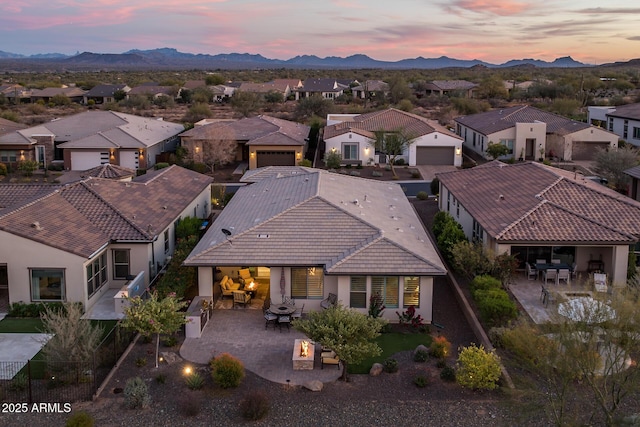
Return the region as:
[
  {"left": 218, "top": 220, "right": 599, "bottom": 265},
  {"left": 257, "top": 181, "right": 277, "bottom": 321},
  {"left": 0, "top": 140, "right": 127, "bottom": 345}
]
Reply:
[
  {"left": 498, "top": 194, "right": 505, "bottom": 200},
  {"left": 257, "top": 234, "right": 270, "bottom": 238},
  {"left": 31, "top": 221, "right": 43, "bottom": 231},
  {"left": 162, "top": 206, "right": 167, "bottom": 210}
]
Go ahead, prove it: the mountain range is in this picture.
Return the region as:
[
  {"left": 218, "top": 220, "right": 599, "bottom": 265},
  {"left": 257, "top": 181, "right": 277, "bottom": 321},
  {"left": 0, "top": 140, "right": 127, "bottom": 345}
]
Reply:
[{"left": 0, "top": 47, "right": 620, "bottom": 71}]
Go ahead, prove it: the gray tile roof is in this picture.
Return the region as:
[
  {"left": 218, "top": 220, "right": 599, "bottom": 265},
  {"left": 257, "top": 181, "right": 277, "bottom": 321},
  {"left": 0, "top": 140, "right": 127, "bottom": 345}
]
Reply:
[
  {"left": 606, "top": 103, "right": 640, "bottom": 121},
  {"left": 455, "top": 105, "right": 593, "bottom": 136},
  {"left": 437, "top": 161, "right": 640, "bottom": 244},
  {"left": 301, "top": 78, "right": 348, "bottom": 93},
  {"left": 185, "top": 169, "right": 446, "bottom": 276},
  {"left": 240, "top": 166, "right": 315, "bottom": 183},
  {"left": 428, "top": 80, "right": 478, "bottom": 91},
  {"left": 85, "top": 84, "right": 128, "bottom": 97},
  {"left": 624, "top": 165, "right": 640, "bottom": 180},
  {"left": 0, "top": 117, "right": 27, "bottom": 136},
  {"left": 0, "top": 165, "right": 212, "bottom": 257}
]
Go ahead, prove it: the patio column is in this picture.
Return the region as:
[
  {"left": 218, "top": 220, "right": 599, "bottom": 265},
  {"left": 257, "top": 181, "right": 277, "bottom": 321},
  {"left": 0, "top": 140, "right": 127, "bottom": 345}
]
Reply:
[{"left": 198, "top": 266, "right": 213, "bottom": 296}]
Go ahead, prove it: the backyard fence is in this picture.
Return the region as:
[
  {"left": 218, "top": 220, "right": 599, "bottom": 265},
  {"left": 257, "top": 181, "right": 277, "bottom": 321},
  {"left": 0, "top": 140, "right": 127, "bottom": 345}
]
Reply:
[{"left": 0, "top": 322, "right": 135, "bottom": 404}]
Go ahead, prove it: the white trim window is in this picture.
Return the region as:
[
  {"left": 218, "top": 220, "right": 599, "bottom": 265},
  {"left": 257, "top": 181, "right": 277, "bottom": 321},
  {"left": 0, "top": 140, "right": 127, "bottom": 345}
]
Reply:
[
  {"left": 349, "top": 276, "right": 367, "bottom": 308},
  {"left": 499, "top": 139, "right": 514, "bottom": 154},
  {"left": 30, "top": 268, "right": 65, "bottom": 301},
  {"left": 371, "top": 276, "right": 399, "bottom": 308},
  {"left": 164, "top": 230, "right": 170, "bottom": 254},
  {"left": 403, "top": 277, "right": 420, "bottom": 308},
  {"left": 342, "top": 142, "right": 358, "bottom": 161},
  {"left": 291, "top": 267, "right": 323, "bottom": 299},
  {"left": 113, "top": 249, "right": 130, "bottom": 279},
  {"left": 87, "top": 252, "right": 108, "bottom": 297}
]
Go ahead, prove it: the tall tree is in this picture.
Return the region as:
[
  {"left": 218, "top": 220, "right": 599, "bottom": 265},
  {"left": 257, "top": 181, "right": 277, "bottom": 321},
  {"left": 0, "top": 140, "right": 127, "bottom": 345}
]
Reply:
[
  {"left": 293, "top": 304, "right": 386, "bottom": 381},
  {"left": 593, "top": 145, "right": 639, "bottom": 193},
  {"left": 370, "top": 129, "right": 416, "bottom": 177},
  {"left": 194, "top": 124, "right": 237, "bottom": 173}
]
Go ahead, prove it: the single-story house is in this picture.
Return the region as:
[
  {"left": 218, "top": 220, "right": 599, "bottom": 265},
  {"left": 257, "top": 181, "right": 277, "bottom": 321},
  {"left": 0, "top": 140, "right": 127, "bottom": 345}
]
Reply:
[
  {"left": 424, "top": 80, "right": 478, "bottom": 98},
  {"left": 30, "top": 87, "right": 86, "bottom": 104},
  {"left": 296, "top": 78, "right": 350, "bottom": 100},
  {"left": 323, "top": 108, "right": 463, "bottom": 166},
  {"left": 83, "top": 84, "right": 131, "bottom": 105},
  {"left": 180, "top": 115, "right": 309, "bottom": 170},
  {"left": 351, "top": 80, "right": 389, "bottom": 100},
  {"left": 0, "top": 110, "right": 184, "bottom": 171},
  {"left": 237, "top": 81, "right": 291, "bottom": 100},
  {"left": 588, "top": 103, "right": 640, "bottom": 147},
  {"left": 455, "top": 105, "right": 619, "bottom": 161},
  {"left": 0, "top": 165, "right": 212, "bottom": 312},
  {"left": 127, "top": 85, "right": 177, "bottom": 99},
  {"left": 437, "top": 161, "right": 640, "bottom": 285},
  {"left": 183, "top": 168, "right": 446, "bottom": 323}
]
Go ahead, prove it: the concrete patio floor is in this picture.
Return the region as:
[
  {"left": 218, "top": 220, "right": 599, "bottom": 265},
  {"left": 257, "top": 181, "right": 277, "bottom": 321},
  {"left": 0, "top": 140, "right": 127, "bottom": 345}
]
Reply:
[
  {"left": 180, "top": 308, "right": 342, "bottom": 386},
  {"left": 509, "top": 274, "right": 607, "bottom": 324}
]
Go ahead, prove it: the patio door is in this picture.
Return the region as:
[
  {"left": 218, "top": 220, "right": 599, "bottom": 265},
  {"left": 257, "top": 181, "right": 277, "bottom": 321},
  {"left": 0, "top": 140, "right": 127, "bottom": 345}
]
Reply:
[{"left": 36, "top": 145, "right": 46, "bottom": 169}]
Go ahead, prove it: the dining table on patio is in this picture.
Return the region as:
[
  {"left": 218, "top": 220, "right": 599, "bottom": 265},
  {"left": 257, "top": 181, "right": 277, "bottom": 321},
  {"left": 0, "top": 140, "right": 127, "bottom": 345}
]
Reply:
[{"left": 535, "top": 262, "right": 572, "bottom": 283}]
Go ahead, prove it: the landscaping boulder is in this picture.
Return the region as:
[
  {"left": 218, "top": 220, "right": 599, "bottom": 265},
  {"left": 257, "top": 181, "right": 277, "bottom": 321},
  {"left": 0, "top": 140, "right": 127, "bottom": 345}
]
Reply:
[
  {"left": 414, "top": 344, "right": 429, "bottom": 357},
  {"left": 369, "top": 363, "right": 384, "bottom": 376},
  {"left": 303, "top": 380, "right": 323, "bottom": 392},
  {"left": 160, "top": 351, "right": 182, "bottom": 365}
]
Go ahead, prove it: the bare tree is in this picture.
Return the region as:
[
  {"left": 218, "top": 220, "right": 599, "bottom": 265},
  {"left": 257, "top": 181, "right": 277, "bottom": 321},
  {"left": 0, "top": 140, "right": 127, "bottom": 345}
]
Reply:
[
  {"left": 593, "top": 145, "right": 639, "bottom": 192},
  {"left": 191, "top": 124, "right": 237, "bottom": 173}
]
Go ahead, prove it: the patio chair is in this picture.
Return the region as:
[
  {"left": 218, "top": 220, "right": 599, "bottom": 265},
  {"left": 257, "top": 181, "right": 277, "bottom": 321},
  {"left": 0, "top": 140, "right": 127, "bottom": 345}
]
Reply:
[
  {"left": 320, "top": 293, "right": 337, "bottom": 309},
  {"left": 536, "top": 259, "right": 547, "bottom": 265},
  {"left": 544, "top": 269, "right": 557, "bottom": 285},
  {"left": 263, "top": 308, "right": 278, "bottom": 329},
  {"left": 594, "top": 273, "right": 607, "bottom": 293},
  {"left": 233, "top": 290, "right": 252, "bottom": 308},
  {"left": 321, "top": 350, "right": 340, "bottom": 369},
  {"left": 291, "top": 303, "right": 305, "bottom": 319},
  {"left": 526, "top": 263, "right": 537, "bottom": 281},
  {"left": 278, "top": 315, "right": 291, "bottom": 332},
  {"left": 557, "top": 269, "right": 570, "bottom": 285},
  {"left": 551, "top": 259, "right": 561, "bottom": 264}
]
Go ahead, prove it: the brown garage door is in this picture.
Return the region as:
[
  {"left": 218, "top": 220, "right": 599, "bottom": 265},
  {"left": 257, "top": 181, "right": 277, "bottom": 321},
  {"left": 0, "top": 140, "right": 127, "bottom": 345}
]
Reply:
[
  {"left": 256, "top": 151, "right": 296, "bottom": 167},
  {"left": 572, "top": 141, "right": 610, "bottom": 160},
  {"left": 415, "top": 146, "right": 454, "bottom": 165}
]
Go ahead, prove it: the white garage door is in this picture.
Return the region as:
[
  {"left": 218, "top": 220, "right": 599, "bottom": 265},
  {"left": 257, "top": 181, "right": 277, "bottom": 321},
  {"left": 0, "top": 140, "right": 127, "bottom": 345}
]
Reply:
[
  {"left": 70, "top": 151, "right": 107, "bottom": 171},
  {"left": 120, "top": 151, "right": 140, "bottom": 170}
]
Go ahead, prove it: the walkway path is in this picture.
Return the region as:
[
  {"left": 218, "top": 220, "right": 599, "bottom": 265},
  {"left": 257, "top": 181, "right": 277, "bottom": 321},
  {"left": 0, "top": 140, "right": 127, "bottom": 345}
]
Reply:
[{"left": 180, "top": 308, "right": 341, "bottom": 386}]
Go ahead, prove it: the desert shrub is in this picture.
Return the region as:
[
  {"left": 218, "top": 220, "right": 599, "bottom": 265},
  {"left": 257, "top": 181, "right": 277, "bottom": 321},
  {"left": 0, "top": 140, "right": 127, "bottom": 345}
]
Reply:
[
  {"left": 470, "top": 274, "right": 502, "bottom": 293},
  {"left": 65, "top": 411, "right": 95, "bottom": 427},
  {"left": 47, "top": 162, "right": 64, "bottom": 171},
  {"left": 456, "top": 344, "right": 502, "bottom": 390},
  {"left": 185, "top": 372, "right": 205, "bottom": 390},
  {"left": 436, "top": 359, "right": 447, "bottom": 369},
  {"left": 324, "top": 150, "right": 341, "bottom": 169},
  {"left": 383, "top": 357, "right": 399, "bottom": 373},
  {"left": 0, "top": 163, "right": 7, "bottom": 176},
  {"left": 178, "top": 395, "right": 201, "bottom": 417},
  {"left": 298, "top": 158, "right": 312, "bottom": 167},
  {"left": 411, "top": 170, "right": 421, "bottom": 179},
  {"left": 124, "top": 377, "right": 151, "bottom": 409},
  {"left": 393, "top": 158, "right": 406, "bottom": 166},
  {"left": 155, "top": 374, "right": 166, "bottom": 384},
  {"left": 416, "top": 191, "right": 428, "bottom": 200},
  {"left": 135, "top": 357, "right": 147, "bottom": 367},
  {"left": 413, "top": 375, "right": 429, "bottom": 388},
  {"left": 473, "top": 288, "right": 518, "bottom": 327},
  {"left": 431, "top": 211, "right": 466, "bottom": 263},
  {"left": 239, "top": 390, "right": 270, "bottom": 421},
  {"left": 430, "top": 336, "right": 451, "bottom": 359},
  {"left": 18, "top": 159, "right": 39, "bottom": 177},
  {"left": 210, "top": 353, "right": 245, "bottom": 389},
  {"left": 440, "top": 365, "right": 456, "bottom": 382},
  {"left": 154, "top": 162, "right": 170, "bottom": 170},
  {"left": 192, "top": 162, "right": 208, "bottom": 174},
  {"left": 414, "top": 349, "right": 429, "bottom": 362}
]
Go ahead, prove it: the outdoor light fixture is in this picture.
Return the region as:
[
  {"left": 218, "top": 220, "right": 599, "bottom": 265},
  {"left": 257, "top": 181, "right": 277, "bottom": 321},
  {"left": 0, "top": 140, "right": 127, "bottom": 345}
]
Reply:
[
  {"left": 250, "top": 152, "right": 255, "bottom": 158},
  {"left": 456, "top": 147, "right": 462, "bottom": 155},
  {"left": 184, "top": 366, "right": 192, "bottom": 375},
  {"left": 195, "top": 146, "right": 200, "bottom": 153}
]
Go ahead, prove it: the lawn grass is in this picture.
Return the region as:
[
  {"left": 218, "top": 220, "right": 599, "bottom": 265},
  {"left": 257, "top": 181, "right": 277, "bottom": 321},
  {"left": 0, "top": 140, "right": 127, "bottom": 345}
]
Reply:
[
  {"left": 0, "top": 317, "right": 45, "bottom": 333},
  {"left": 349, "top": 331, "right": 432, "bottom": 374}
]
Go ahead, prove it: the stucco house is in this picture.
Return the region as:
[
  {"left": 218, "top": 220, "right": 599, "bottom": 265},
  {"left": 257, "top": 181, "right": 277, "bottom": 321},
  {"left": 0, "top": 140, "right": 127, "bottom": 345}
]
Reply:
[
  {"left": 83, "top": 84, "right": 131, "bottom": 105},
  {"left": 455, "top": 105, "right": 618, "bottom": 161},
  {"left": 183, "top": 168, "right": 446, "bottom": 323},
  {"left": 437, "top": 161, "right": 640, "bottom": 286},
  {"left": 0, "top": 111, "right": 184, "bottom": 171},
  {"left": 323, "top": 108, "right": 463, "bottom": 166},
  {"left": 296, "top": 78, "right": 350, "bottom": 100},
  {"left": 0, "top": 165, "right": 212, "bottom": 313},
  {"left": 588, "top": 103, "right": 640, "bottom": 147},
  {"left": 424, "top": 80, "right": 478, "bottom": 98},
  {"left": 180, "top": 115, "right": 309, "bottom": 170},
  {"left": 30, "top": 87, "right": 86, "bottom": 104},
  {"left": 351, "top": 80, "right": 389, "bottom": 100}
]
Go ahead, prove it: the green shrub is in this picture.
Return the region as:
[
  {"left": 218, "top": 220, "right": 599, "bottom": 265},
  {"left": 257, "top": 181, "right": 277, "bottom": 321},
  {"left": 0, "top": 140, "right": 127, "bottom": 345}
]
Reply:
[
  {"left": 47, "top": 162, "right": 64, "bottom": 171},
  {"left": 436, "top": 359, "right": 447, "bottom": 369},
  {"left": 154, "top": 162, "right": 170, "bottom": 170},
  {"left": 393, "top": 158, "right": 405, "bottom": 166},
  {"left": 414, "top": 349, "right": 429, "bottom": 362},
  {"left": 210, "top": 353, "right": 245, "bottom": 389},
  {"left": 0, "top": 163, "right": 7, "bottom": 176},
  {"left": 178, "top": 395, "right": 201, "bottom": 417},
  {"left": 473, "top": 288, "right": 518, "bottom": 327},
  {"left": 185, "top": 372, "right": 205, "bottom": 390},
  {"left": 413, "top": 375, "right": 428, "bottom": 388},
  {"left": 8, "top": 301, "right": 66, "bottom": 317},
  {"left": 456, "top": 344, "right": 502, "bottom": 390},
  {"left": 410, "top": 170, "right": 421, "bottom": 179},
  {"left": 416, "top": 191, "right": 428, "bottom": 200},
  {"left": 175, "top": 217, "right": 201, "bottom": 240},
  {"left": 155, "top": 374, "right": 166, "bottom": 384},
  {"left": 298, "top": 159, "right": 312, "bottom": 167},
  {"left": 430, "top": 177, "right": 440, "bottom": 195},
  {"left": 470, "top": 275, "right": 502, "bottom": 293},
  {"left": 192, "top": 162, "right": 208, "bottom": 174},
  {"left": 65, "top": 411, "right": 95, "bottom": 427},
  {"left": 135, "top": 357, "right": 147, "bottom": 367},
  {"left": 9, "top": 372, "right": 28, "bottom": 391},
  {"left": 18, "top": 159, "right": 39, "bottom": 177},
  {"left": 440, "top": 365, "right": 456, "bottom": 382},
  {"left": 383, "top": 357, "right": 399, "bottom": 373},
  {"left": 430, "top": 335, "right": 451, "bottom": 359},
  {"left": 239, "top": 390, "right": 270, "bottom": 421},
  {"left": 162, "top": 335, "right": 178, "bottom": 347},
  {"left": 124, "top": 377, "right": 151, "bottom": 409}
]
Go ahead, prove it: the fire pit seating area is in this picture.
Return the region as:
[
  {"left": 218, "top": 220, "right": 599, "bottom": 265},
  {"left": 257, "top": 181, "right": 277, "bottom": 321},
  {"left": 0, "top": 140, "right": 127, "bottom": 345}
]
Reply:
[
  {"left": 292, "top": 339, "right": 315, "bottom": 370},
  {"left": 219, "top": 275, "right": 241, "bottom": 299},
  {"left": 237, "top": 268, "right": 255, "bottom": 285},
  {"left": 321, "top": 348, "right": 340, "bottom": 369}
]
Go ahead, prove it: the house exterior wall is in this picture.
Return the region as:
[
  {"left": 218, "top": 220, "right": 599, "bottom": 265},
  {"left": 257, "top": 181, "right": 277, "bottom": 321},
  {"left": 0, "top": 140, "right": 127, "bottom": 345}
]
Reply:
[
  {"left": 604, "top": 113, "right": 640, "bottom": 147},
  {"left": 324, "top": 132, "right": 373, "bottom": 165},
  {"left": 458, "top": 122, "right": 548, "bottom": 160}
]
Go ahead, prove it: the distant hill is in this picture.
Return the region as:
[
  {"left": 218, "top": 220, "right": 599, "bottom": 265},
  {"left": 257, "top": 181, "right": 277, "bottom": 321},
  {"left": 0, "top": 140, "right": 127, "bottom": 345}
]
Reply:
[{"left": 0, "top": 47, "right": 612, "bottom": 71}]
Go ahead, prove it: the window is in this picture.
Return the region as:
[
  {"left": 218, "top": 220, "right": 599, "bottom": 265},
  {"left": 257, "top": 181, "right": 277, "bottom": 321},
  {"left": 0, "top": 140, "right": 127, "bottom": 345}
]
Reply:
[
  {"left": 342, "top": 143, "right": 358, "bottom": 160},
  {"left": 447, "top": 192, "right": 450, "bottom": 212},
  {"left": 624, "top": 120, "right": 628, "bottom": 139},
  {"left": 291, "top": 267, "right": 323, "bottom": 299},
  {"left": 164, "top": 230, "right": 170, "bottom": 254},
  {"left": 0, "top": 264, "right": 7, "bottom": 289},
  {"left": 403, "top": 277, "right": 420, "bottom": 308},
  {"left": 499, "top": 139, "right": 514, "bottom": 154},
  {"left": 472, "top": 132, "right": 476, "bottom": 147},
  {"left": 0, "top": 151, "right": 17, "bottom": 163},
  {"left": 371, "top": 276, "right": 399, "bottom": 308},
  {"left": 87, "top": 252, "right": 107, "bottom": 297},
  {"left": 350, "top": 276, "right": 367, "bottom": 308},
  {"left": 113, "top": 249, "right": 130, "bottom": 279},
  {"left": 608, "top": 117, "right": 614, "bottom": 132},
  {"left": 472, "top": 220, "right": 484, "bottom": 243},
  {"left": 30, "top": 268, "right": 65, "bottom": 301},
  {"left": 633, "top": 127, "right": 640, "bottom": 140}
]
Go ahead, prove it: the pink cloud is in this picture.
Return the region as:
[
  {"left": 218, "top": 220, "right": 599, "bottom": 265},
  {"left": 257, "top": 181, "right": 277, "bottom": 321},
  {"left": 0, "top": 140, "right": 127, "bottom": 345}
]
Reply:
[{"left": 449, "top": 0, "right": 530, "bottom": 16}]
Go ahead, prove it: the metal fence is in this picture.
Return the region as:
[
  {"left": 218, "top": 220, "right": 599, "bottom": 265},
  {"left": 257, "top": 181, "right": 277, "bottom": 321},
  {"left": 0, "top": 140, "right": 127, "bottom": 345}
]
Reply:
[{"left": 0, "top": 323, "right": 135, "bottom": 403}]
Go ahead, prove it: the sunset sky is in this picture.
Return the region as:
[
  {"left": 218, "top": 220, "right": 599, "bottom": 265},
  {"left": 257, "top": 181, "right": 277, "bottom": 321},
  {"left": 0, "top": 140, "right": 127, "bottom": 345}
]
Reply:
[{"left": 1, "top": 0, "right": 638, "bottom": 64}]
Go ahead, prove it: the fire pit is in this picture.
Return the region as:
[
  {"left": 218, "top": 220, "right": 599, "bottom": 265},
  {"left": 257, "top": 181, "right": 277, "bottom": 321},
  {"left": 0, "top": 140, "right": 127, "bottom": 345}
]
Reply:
[{"left": 292, "top": 339, "right": 315, "bottom": 370}]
